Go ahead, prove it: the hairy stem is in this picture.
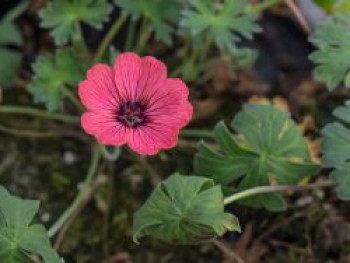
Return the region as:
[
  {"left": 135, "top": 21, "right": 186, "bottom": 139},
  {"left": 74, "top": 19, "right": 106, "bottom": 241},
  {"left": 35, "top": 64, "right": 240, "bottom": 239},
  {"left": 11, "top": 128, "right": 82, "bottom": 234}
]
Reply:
[
  {"left": 135, "top": 17, "right": 152, "bottom": 53},
  {"left": 48, "top": 146, "right": 101, "bottom": 237},
  {"left": 72, "top": 23, "right": 90, "bottom": 61},
  {"left": 0, "top": 106, "right": 79, "bottom": 124},
  {"left": 94, "top": 12, "right": 128, "bottom": 63},
  {"left": 0, "top": 124, "right": 59, "bottom": 138},
  {"left": 223, "top": 180, "right": 335, "bottom": 206},
  {"left": 62, "top": 86, "right": 84, "bottom": 112},
  {"left": 125, "top": 18, "right": 137, "bottom": 51}
]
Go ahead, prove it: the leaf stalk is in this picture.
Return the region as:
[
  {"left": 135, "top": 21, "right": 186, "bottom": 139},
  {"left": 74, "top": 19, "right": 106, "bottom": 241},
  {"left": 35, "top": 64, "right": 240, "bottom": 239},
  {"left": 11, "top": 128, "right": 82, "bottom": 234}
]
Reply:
[
  {"left": 94, "top": 12, "right": 129, "bottom": 63},
  {"left": 0, "top": 106, "right": 79, "bottom": 124},
  {"left": 48, "top": 145, "right": 101, "bottom": 237},
  {"left": 223, "top": 180, "right": 334, "bottom": 206}
]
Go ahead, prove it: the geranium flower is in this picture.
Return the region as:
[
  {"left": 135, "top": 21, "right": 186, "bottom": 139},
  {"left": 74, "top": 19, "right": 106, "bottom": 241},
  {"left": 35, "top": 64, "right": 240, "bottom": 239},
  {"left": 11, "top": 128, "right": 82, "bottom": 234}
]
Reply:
[{"left": 78, "top": 52, "right": 193, "bottom": 155}]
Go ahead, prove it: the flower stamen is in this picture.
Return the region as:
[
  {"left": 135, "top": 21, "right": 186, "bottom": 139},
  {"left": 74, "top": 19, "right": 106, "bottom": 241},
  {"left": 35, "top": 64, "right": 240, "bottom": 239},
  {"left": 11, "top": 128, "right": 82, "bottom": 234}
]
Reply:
[{"left": 117, "top": 100, "right": 147, "bottom": 127}]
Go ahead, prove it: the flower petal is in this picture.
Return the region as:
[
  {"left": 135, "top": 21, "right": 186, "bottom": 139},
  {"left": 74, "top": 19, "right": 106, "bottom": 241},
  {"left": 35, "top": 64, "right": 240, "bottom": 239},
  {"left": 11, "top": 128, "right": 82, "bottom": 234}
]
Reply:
[
  {"left": 78, "top": 64, "right": 121, "bottom": 112},
  {"left": 81, "top": 112, "right": 127, "bottom": 146},
  {"left": 113, "top": 52, "right": 167, "bottom": 102},
  {"left": 145, "top": 78, "right": 193, "bottom": 128},
  {"left": 127, "top": 124, "right": 179, "bottom": 155},
  {"left": 114, "top": 52, "right": 142, "bottom": 101},
  {"left": 79, "top": 53, "right": 193, "bottom": 155},
  {"left": 134, "top": 56, "right": 167, "bottom": 102}
]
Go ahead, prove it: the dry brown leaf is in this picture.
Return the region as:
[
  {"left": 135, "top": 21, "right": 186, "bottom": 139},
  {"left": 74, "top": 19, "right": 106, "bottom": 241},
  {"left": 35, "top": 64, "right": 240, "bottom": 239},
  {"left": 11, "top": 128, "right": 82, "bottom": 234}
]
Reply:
[
  {"left": 298, "top": 116, "right": 315, "bottom": 134},
  {"left": 248, "top": 96, "right": 289, "bottom": 111},
  {"left": 221, "top": 223, "right": 269, "bottom": 263},
  {"left": 298, "top": 116, "right": 320, "bottom": 164},
  {"left": 101, "top": 252, "right": 133, "bottom": 263},
  {"left": 205, "top": 56, "right": 236, "bottom": 94},
  {"left": 233, "top": 74, "right": 270, "bottom": 95},
  {"left": 317, "top": 214, "right": 350, "bottom": 250},
  {"left": 290, "top": 78, "right": 322, "bottom": 108},
  {"left": 192, "top": 98, "right": 223, "bottom": 121}
]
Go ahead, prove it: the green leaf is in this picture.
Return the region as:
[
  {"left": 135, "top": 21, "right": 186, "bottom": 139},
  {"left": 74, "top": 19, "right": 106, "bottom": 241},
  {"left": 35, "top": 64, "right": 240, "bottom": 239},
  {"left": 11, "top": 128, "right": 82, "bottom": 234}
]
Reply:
[
  {"left": 333, "top": 1, "right": 350, "bottom": 13},
  {"left": 0, "top": 20, "right": 23, "bottom": 88},
  {"left": 180, "top": 0, "right": 260, "bottom": 53},
  {"left": 39, "top": 0, "right": 112, "bottom": 45},
  {"left": 0, "top": 186, "right": 61, "bottom": 263},
  {"left": 115, "top": 0, "right": 181, "bottom": 45},
  {"left": 0, "top": 21, "right": 22, "bottom": 46},
  {"left": 314, "top": 0, "right": 337, "bottom": 12},
  {"left": 133, "top": 173, "right": 240, "bottom": 245},
  {"left": 322, "top": 100, "right": 350, "bottom": 200},
  {"left": 329, "top": 162, "right": 350, "bottom": 200},
  {"left": 309, "top": 13, "right": 350, "bottom": 90},
  {"left": 28, "top": 48, "right": 84, "bottom": 112},
  {"left": 195, "top": 104, "right": 320, "bottom": 211}
]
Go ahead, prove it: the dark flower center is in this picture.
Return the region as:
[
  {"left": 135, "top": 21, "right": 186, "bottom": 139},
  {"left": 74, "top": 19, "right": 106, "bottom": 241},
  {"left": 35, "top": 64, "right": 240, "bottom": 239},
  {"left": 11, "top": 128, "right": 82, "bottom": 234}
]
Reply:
[{"left": 117, "top": 101, "right": 147, "bottom": 127}]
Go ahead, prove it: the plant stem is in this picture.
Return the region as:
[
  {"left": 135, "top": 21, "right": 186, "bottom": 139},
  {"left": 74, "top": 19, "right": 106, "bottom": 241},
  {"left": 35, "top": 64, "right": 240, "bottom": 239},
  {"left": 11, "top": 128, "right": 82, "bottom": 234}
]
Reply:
[
  {"left": 135, "top": 17, "right": 152, "bottom": 53},
  {"left": 223, "top": 180, "right": 335, "bottom": 206},
  {"left": 62, "top": 86, "right": 84, "bottom": 112},
  {"left": 199, "top": 34, "right": 213, "bottom": 64},
  {"left": 124, "top": 18, "right": 137, "bottom": 51},
  {"left": 0, "top": 124, "right": 59, "bottom": 138},
  {"left": 94, "top": 12, "right": 128, "bottom": 63},
  {"left": 72, "top": 23, "right": 90, "bottom": 61},
  {"left": 99, "top": 145, "right": 122, "bottom": 162},
  {"left": 0, "top": 106, "right": 80, "bottom": 124},
  {"left": 283, "top": 0, "right": 312, "bottom": 34},
  {"left": 180, "top": 129, "right": 214, "bottom": 138},
  {"left": 48, "top": 146, "right": 101, "bottom": 238},
  {"left": 4, "top": 0, "right": 29, "bottom": 21},
  {"left": 246, "top": 0, "right": 281, "bottom": 14}
]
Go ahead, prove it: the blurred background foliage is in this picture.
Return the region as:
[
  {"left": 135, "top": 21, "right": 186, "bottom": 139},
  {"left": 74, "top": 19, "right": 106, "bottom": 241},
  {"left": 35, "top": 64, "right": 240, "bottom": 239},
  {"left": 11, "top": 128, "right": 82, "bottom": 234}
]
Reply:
[{"left": 2, "top": 0, "right": 350, "bottom": 262}]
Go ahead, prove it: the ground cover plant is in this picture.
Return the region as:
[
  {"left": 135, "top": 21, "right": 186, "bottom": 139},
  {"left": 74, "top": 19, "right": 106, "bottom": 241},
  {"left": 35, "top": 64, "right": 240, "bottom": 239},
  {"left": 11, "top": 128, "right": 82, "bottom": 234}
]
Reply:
[{"left": 2, "top": 0, "right": 350, "bottom": 262}]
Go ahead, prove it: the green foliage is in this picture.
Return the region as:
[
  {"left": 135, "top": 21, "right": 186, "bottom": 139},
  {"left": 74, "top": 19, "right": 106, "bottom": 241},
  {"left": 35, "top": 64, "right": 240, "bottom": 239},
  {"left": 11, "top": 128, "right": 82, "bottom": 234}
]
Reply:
[
  {"left": 0, "top": 20, "right": 22, "bottom": 88},
  {"left": 180, "top": 0, "right": 261, "bottom": 54},
  {"left": 333, "top": 1, "right": 350, "bottom": 12},
  {"left": 315, "top": 0, "right": 350, "bottom": 13},
  {"left": 195, "top": 104, "right": 320, "bottom": 211},
  {"left": 133, "top": 173, "right": 240, "bottom": 245},
  {"left": 39, "top": 0, "right": 112, "bottom": 45},
  {"left": 115, "top": 0, "right": 181, "bottom": 45},
  {"left": 314, "top": 0, "right": 337, "bottom": 11},
  {"left": 322, "top": 100, "right": 350, "bottom": 200},
  {"left": 0, "top": 186, "right": 61, "bottom": 263},
  {"left": 309, "top": 13, "right": 350, "bottom": 91},
  {"left": 28, "top": 49, "right": 84, "bottom": 112}
]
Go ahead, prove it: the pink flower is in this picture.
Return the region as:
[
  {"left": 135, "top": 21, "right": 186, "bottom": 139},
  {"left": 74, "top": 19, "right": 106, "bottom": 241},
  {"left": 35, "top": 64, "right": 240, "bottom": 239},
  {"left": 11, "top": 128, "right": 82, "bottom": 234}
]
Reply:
[{"left": 78, "top": 52, "right": 193, "bottom": 155}]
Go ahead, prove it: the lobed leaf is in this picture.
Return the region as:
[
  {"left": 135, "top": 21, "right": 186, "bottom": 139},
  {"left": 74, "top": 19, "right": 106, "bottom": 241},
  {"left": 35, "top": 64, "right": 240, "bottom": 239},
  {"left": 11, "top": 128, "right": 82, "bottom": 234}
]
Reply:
[
  {"left": 195, "top": 104, "right": 320, "bottom": 211},
  {"left": 28, "top": 48, "right": 84, "bottom": 112},
  {"left": 39, "top": 0, "right": 112, "bottom": 45},
  {"left": 322, "top": 100, "right": 350, "bottom": 200},
  {"left": 309, "top": 13, "right": 350, "bottom": 90},
  {"left": 133, "top": 173, "right": 240, "bottom": 245},
  {"left": 0, "top": 186, "right": 61, "bottom": 263},
  {"left": 180, "top": 0, "right": 260, "bottom": 54},
  {"left": 115, "top": 0, "right": 181, "bottom": 45}
]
